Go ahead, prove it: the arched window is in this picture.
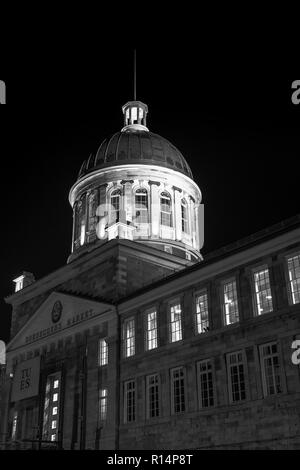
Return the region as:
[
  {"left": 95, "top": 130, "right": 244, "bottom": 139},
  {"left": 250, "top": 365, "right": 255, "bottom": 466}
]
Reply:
[
  {"left": 160, "top": 192, "right": 172, "bottom": 227},
  {"left": 181, "top": 199, "right": 188, "bottom": 233},
  {"left": 110, "top": 189, "right": 121, "bottom": 223},
  {"left": 74, "top": 194, "right": 86, "bottom": 246},
  {"left": 135, "top": 188, "right": 148, "bottom": 224},
  {"left": 87, "top": 190, "right": 98, "bottom": 233}
]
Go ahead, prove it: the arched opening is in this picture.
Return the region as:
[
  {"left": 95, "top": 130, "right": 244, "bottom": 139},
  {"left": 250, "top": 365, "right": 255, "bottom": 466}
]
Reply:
[
  {"left": 110, "top": 189, "right": 121, "bottom": 223},
  {"left": 181, "top": 198, "right": 189, "bottom": 233},
  {"left": 135, "top": 188, "right": 148, "bottom": 224},
  {"left": 160, "top": 192, "right": 172, "bottom": 227}
]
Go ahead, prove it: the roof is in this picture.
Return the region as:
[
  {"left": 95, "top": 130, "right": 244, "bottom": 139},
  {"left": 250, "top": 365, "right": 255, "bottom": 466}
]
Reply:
[{"left": 77, "top": 129, "right": 193, "bottom": 180}]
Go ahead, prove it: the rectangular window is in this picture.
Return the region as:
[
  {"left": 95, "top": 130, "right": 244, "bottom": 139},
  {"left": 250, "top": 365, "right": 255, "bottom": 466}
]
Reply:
[
  {"left": 124, "top": 380, "right": 136, "bottom": 423},
  {"left": 223, "top": 279, "right": 239, "bottom": 325},
  {"left": 146, "top": 374, "right": 160, "bottom": 418},
  {"left": 197, "top": 360, "right": 214, "bottom": 408},
  {"left": 287, "top": 254, "right": 300, "bottom": 305},
  {"left": 227, "top": 351, "right": 247, "bottom": 403},
  {"left": 253, "top": 266, "right": 273, "bottom": 315},
  {"left": 123, "top": 317, "right": 135, "bottom": 358},
  {"left": 42, "top": 371, "right": 61, "bottom": 442},
  {"left": 145, "top": 309, "right": 158, "bottom": 351},
  {"left": 169, "top": 302, "right": 183, "bottom": 343},
  {"left": 99, "top": 388, "right": 108, "bottom": 421},
  {"left": 260, "top": 343, "right": 282, "bottom": 397},
  {"left": 98, "top": 338, "right": 108, "bottom": 366},
  {"left": 171, "top": 367, "right": 186, "bottom": 414},
  {"left": 195, "top": 290, "right": 209, "bottom": 334}
]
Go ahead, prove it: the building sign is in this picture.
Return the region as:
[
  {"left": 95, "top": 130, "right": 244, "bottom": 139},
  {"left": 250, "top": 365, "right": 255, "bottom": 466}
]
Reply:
[
  {"left": 11, "top": 356, "right": 40, "bottom": 402},
  {"left": 25, "top": 307, "right": 98, "bottom": 345}
]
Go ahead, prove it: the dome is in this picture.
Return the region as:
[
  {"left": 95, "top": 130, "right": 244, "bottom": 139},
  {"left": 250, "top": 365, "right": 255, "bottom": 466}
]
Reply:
[{"left": 78, "top": 130, "right": 193, "bottom": 180}]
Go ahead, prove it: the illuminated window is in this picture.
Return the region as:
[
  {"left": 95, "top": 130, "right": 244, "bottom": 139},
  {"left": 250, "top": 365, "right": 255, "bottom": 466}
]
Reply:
[
  {"left": 181, "top": 199, "right": 189, "bottom": 233},
  {"left": 169, "top": 302, "right": 182, "bottom": 343},
  {"left": 135, "top": 188, "right": 148, "bottom": 224},
  {"left": 171, "top": 367, "right": 186, "bottom": 414},
  {"left": 99, "top": 388, "right": 108, "bottom": 421},
  {"left": 160, "top": 192, "right": 172, "bottom": 227},
  {"left": 145, "top": 309, "right": 158, "bottom": 351},
  {"left": 53, "top": 380, "right": 59, "bottom": 389},
  {"left": 223, "top": 279, "right": 239, "bottom": 325},
  {"left": 110, "top": 189, "right": 121, "bottom": 223},
  {"left": 80, "top": 223, "right": 86, "bottom": 246},
  {"left": 227, "top": 351, "right": 246, "bottom": 403},
  {"left": 124, "top": 380, "right": 135, "bottom": 423},
  {"left": 197, "top": 360, "right": 214, "bottom": 408},
  {"left": 131, "top": 107, "right": 138, "bottom": 123},
  {"left": 123, "top": 317, "right": 135, "bottom": 358},
  {"left": 195, "top": 290, "right": 209, "bottom": 334},
  {"left": 253, "top": 266, "right": 273, "bottom": 315},
  {"left": 260, "top": 343, "right": 282, "bottom": 397},
  {"left": 287, "top": 254, "right": 300, "bottom": 305},
  {"left": 11, "top": 411, "right": 18, "bottom": 440},
  {"left": 42, "top": 372, "right": 61, "bottom": 442},
  {"left": 98, "top": 338, "right": 108, "bottom": 366},
  {"left": 146, "top": 374, "right": 160, "bottom": 418}
]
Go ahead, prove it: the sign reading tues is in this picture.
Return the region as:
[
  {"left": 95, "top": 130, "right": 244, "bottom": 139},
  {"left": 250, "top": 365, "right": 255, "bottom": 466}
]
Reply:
[{"left": 11, "top": 356, "right": 41, "bottom": 402}]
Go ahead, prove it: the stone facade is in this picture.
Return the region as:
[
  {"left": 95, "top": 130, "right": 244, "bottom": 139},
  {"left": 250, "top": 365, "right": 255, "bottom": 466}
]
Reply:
[{"left": 1, "top": 216, "right": 300, "bottom": 450}]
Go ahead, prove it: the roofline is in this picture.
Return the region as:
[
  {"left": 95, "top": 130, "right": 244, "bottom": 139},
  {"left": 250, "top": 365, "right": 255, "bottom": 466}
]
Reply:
[{"left": 117, "top": 214, "right": 300, "bottom": 304}]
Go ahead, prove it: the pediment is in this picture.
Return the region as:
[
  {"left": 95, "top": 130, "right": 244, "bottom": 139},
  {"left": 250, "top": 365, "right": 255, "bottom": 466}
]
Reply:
[{"left": 7, "top": 291, "right": 114, "bottom": 351}]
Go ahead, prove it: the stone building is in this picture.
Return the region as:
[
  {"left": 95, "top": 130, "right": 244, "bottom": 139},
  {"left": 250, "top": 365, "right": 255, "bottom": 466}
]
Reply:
[{"left": 1, "top": 100, "right": 300, "bottom": 450}]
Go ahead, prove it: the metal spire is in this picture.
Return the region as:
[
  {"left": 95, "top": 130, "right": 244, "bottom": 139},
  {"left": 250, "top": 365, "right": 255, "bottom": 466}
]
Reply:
[{"left": 134, "top": 49, "right": 137, "bottom": 101}]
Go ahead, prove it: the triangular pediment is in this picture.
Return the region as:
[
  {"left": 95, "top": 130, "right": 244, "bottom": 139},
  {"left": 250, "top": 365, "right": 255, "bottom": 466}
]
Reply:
[{"left": 7, "top": 291, "right": 114, "bottom": 352}]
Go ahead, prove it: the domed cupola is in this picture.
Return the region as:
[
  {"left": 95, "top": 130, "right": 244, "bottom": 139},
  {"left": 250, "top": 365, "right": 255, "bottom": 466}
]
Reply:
[{"left": 69, "top": 101, "right": 203, "bottom": 263}]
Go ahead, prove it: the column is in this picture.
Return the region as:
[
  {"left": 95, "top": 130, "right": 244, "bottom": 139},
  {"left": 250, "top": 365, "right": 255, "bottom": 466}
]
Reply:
[{"left": 173, "top": 186, "right": 183, "bottom": 241}]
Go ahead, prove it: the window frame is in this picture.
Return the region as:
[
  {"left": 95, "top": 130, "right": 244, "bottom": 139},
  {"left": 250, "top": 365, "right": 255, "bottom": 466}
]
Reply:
[
  {"left": 144, "top": 307, "right": 158, "bottom": 352},
  {"left": 194, "top": 288, "right": 210, "bottom": 335},
  {"left": 259, "top": 342, "right": 283, "bottom": 398},
  {"left": 196, "top": 359, "right": 215, "bottom": 409},
  {"left": 181, "top": 198, "right": 189, "bottom": 234},
  {"left": 146, "top": 373, "right": 161, "bottom": 419},
  {"left": 99, "top": 388, "right": 108, "bottom": 422},
  {"left": 160, "top": 191, "right": 173, "bottom": 228},
  {"left": 251, "top": 264, "right": 274, "bottom": 316},
  {"left": 226, "top": 350, "right": 247, "bottom": 404},
  {"left": 122, "top": 317, "right": 136, "bottom": 358},
  {"left": 134, "top": 188, "right": 149, "bottom": 225},
  {"left": 98, "top": 338, "right": 108, "bottom": 367},
  {"left": 168, "top": 299, "right": 183, "bottom": 344},
  {"left": 285, "top": 251, "right": 300, "bottom": 306},
  {"left": 221, "top": 277, "right": 240, "bottom": 326},
  {"left": 170, "top": 366, "right": 186, "bottom": 415},
  {"left": 124, "top": 379, "right": 136, "bottom": 424}
]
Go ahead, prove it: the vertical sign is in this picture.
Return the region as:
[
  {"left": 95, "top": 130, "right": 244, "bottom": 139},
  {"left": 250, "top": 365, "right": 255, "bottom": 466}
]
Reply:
[{"left": 11, "top": 356, "right": 41, "bottom": 402}]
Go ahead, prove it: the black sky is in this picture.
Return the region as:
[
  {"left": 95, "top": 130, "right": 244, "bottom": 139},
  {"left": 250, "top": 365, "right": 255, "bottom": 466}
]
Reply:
[{"left": 0, "top": 47, "right": 299, "bottom": 343}]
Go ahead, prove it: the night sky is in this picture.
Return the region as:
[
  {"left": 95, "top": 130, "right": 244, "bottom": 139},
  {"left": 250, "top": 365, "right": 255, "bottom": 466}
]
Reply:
[{"left": 1, "top": 48, "right": 299, "bottom": 343}]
